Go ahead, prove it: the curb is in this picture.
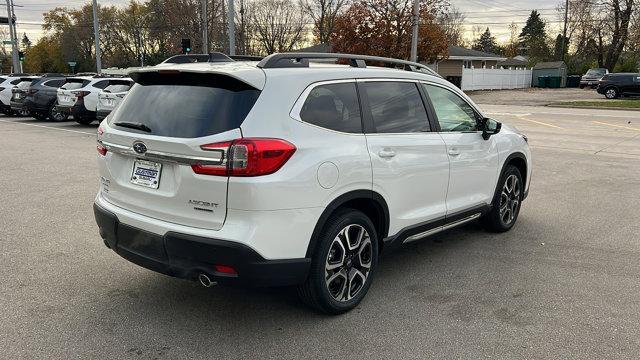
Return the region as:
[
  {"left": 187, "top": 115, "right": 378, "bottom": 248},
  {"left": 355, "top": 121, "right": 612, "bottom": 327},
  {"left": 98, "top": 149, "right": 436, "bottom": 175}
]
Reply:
[{"left": 546, "top": 104, "right": 640, "bottom": 112}]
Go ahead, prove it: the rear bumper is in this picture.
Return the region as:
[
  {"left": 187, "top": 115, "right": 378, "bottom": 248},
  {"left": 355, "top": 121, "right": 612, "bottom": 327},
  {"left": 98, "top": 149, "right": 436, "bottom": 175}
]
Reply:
[
  {"left": 96, "top": 109, "right": 112, "bottom": 120},
  {"left": 10, "top": 100, "right": 25, "bottom": 111},
  {"left": 94, "top": 203, "right": 311, "bottom": 287},
  {"left": 70, "top": 102, "right": 95, "bottom": 118}
]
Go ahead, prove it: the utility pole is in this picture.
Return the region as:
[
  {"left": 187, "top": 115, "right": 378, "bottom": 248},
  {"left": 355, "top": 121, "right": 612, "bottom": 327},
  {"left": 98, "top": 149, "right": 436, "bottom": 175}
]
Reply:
[
  {"left": 561, "top": 0, "right": 569, "bottom": 62},
  {"left": 227, "top": 0, "right": 235, "bottom": 55},
  {"left": 202, "top": 0, "right": 208, "bottom": 53},
  {"left": 409, "top": 0, "right": 419, "bottom": 62},
  {"left": 5, "top": 0, "right": 18, "bottom": 72},
  {"left": 92, "top": 0, "right": 102, "bottom": 73}
]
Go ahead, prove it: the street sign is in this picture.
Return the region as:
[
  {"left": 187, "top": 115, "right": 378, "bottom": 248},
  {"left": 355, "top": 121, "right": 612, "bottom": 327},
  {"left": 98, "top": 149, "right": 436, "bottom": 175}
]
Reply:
[{"left": 68, "top": 61, "right": 77, "bottom": 67}]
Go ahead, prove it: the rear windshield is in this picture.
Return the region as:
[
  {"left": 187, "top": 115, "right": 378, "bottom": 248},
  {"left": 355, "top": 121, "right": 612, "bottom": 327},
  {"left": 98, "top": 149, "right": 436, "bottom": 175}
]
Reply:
[
  {"left": 61, "top": 80, "right": 89, "bottom": 90},
  {"left": 109, "top": 72, "right": 261, "bottom": 138},
  {"left": 104, "top": 84, "right": 131, "bottom": 93},
  {"left": 17, "top": 81, "right": 31, "bottom": 90}
]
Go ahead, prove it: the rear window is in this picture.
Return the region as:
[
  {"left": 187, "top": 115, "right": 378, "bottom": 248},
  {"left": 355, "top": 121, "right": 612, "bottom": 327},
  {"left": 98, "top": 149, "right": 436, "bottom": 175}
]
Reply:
[
  {"left": 43, "top": 79, "right": 65, "bottom": 88},
  {"left": 61, "top": 80, "right": 89, "bottom": 90},
  {"left": 109, "top": 72, "right": 261, "bottom": 138},
  {"left": 17, "top": 81, "right": 31, "bottom": 90},
  {"left": 104, "top": 84, "right": 131, "bottom": 93}
]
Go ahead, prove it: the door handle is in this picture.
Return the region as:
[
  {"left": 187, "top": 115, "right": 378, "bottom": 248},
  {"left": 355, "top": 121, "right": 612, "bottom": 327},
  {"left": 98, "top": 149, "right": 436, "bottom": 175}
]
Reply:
[
  {"left": 378, "top": 149, "right": 396, "bottom": 158},
  {"left": 448, "top": 148, "right": 460, "bottom": 156}
]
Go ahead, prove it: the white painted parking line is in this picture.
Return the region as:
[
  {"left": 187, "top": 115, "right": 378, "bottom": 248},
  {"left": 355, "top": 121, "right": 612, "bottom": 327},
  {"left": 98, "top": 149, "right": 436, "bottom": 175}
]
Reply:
[
  {"left": 592, "top": 121, "right": 640, "bottom": 132},
  {"left": 0, "top": 119, "right": 95, "bottom": 136},
  {"left": 517, "top": 117, "right": 564, "bottom": 129}
]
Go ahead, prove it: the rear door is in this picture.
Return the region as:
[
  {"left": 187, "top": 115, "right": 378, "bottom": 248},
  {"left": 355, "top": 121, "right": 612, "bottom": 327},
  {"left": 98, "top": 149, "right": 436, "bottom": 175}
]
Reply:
[
  {"left": 98, "top": 71, "right": 261, "bottom": 230},
  {"left": 360, "top": 80, "right": 449, "bottom": 233},
  {"left": 421, "top": 83, "right": 500, "bottom": 215}
]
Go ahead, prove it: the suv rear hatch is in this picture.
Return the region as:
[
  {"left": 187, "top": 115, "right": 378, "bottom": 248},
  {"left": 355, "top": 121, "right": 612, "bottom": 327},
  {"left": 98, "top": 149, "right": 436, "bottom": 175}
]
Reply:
[
  {"left": 57, "top": 78, "right": 89, "bottom": 107},
  {"left": 97, "top": 81, "right": 132, "bottom": 112},
  {"left": 98, "top": 68, "right": 263, "bottom": 230}
]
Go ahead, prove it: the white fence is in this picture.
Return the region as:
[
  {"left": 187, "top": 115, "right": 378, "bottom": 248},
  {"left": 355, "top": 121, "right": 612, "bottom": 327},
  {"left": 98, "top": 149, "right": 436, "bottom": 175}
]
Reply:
[{"left": 461, "top": 68, "right": 532, "bottom": 91}]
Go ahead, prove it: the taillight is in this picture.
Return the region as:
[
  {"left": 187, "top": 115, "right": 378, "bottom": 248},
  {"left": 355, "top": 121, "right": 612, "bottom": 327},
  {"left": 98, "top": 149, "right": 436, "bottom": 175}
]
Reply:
[
  {"left": 97, "top": 142, "right": 107, "bottom": 156},
  {"left": 97, "top": 127, "right": 104, "bottom": 135},
  {"left": 191, "top": 138, "right": 296, "bottom": 177}
]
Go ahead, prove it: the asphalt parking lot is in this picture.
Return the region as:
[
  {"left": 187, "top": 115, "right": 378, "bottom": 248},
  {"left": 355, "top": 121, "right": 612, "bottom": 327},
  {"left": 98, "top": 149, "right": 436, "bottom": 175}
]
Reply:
[{"left": 1, "top": 104, "right": 639, "bottom": 359}]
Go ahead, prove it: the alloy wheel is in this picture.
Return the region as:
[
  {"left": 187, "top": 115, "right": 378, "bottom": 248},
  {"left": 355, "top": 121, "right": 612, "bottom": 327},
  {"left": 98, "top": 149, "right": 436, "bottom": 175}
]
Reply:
[
  {"left": 325, "top": 224, "right": 373, "bottom": 302},
  {"left": 606, "top": 89, "right": 617, "bottom": 99},
  {"left": 499, "top": 174, "right": 521, "bottom": 226}
]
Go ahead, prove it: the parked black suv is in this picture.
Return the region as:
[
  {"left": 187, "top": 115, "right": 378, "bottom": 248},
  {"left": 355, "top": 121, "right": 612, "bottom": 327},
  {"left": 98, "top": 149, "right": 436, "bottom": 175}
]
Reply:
[
  {"left": 597, "top": 73, "right": 640, "bottom": 99},
  {"left": 23, "top": 74, "right": 69, "bottom": 121},
  {"left": 10, "top": 77, "right": 39, "bottom": 116}
]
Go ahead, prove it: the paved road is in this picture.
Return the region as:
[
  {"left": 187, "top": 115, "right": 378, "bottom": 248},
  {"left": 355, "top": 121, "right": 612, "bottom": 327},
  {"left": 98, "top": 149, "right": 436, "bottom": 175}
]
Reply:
[{"left": 1, "top": 106, "right": 639, "bottom": 359}]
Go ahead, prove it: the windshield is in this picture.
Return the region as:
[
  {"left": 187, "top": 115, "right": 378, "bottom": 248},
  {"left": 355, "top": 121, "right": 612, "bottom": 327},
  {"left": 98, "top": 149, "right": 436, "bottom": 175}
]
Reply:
[
  {"left": 586, "top": 69, "right": 605, "bottom": 77},
  {"left": 109, "top": 73, "right": 260, "bottom": 138}
]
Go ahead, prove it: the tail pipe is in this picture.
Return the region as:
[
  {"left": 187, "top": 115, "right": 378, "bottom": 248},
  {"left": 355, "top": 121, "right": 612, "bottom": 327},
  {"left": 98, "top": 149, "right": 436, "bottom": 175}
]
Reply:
[{"left": 198, "top": 273, "right": 217, "bottom": 288}]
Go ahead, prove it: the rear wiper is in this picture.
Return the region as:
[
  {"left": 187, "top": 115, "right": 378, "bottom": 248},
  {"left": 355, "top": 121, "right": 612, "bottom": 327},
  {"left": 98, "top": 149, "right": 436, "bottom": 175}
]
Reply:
[{"left": 113, "top": 122, "right": 152, "bottom": 133}]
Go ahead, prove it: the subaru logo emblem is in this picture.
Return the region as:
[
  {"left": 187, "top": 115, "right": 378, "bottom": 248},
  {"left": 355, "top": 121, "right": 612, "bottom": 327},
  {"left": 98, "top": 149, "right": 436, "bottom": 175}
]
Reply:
[{"left": 133, "top": 141, "right": 147, "bottom": 155}]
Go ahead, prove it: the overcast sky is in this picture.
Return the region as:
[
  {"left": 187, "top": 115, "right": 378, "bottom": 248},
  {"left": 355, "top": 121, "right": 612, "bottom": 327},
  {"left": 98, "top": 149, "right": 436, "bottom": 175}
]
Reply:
[{"left": 9, "top": 0, "right": 565, "bottom": 45}]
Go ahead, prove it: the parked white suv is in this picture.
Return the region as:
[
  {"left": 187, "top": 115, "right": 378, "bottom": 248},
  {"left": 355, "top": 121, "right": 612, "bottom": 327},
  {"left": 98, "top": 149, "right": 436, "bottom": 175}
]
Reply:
[
  {"left": 0, "top": 75, "right": 35, "bottom": 115},
  {"left": 94, "top": 53, "right": 531, "bottom": 314},
  {"left": 56, "top": 76, "right": 114, "bottom": 124},
  {"left": 96, "top": 78, "right": 133, "bottom": 120}
]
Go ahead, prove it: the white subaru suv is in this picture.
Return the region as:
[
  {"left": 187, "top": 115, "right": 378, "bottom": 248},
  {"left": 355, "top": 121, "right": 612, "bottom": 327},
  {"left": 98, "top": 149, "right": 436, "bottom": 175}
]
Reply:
[{"left": 94, "top": 53, "right": 531, "bottom": 314}]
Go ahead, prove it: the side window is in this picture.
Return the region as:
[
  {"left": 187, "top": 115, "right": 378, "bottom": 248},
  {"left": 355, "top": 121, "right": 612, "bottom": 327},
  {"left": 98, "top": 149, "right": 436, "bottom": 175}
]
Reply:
[
  {"left": 10, "top": 79, "right": 21, "bottom": 85},
  {"left": 423, "top": 84, "right": 479, "bottom": 132},
  {"left": 361, "top": 81, "right": 430, "bottom": 133},
  {"left": 299, "top": 82, "right": 362, "bottom": 133}
]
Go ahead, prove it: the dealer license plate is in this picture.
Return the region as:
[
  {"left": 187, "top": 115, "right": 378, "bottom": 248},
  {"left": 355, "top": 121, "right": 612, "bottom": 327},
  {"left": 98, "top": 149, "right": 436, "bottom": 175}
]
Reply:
[{"left": 131, "top": 159, "right": 162, "bottom": 189}]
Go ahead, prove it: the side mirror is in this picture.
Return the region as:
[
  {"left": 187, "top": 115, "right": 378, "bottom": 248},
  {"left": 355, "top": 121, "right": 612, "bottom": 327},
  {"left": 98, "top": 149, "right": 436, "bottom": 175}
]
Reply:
[{"left": 481, "top": 117, "right": 502, "bottom": 140}]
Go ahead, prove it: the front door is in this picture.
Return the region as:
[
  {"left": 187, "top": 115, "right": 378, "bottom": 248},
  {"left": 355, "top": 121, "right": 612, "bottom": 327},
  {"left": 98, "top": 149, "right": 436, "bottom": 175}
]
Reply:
[{"left": 422, "top": 83, "right": 500, "bottom": 216}]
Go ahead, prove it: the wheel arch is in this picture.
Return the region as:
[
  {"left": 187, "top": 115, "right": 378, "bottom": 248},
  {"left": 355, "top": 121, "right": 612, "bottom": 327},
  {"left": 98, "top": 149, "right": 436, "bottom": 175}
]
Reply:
[{"left": 305, "top": 190, "right": 390, "bottom": 258}]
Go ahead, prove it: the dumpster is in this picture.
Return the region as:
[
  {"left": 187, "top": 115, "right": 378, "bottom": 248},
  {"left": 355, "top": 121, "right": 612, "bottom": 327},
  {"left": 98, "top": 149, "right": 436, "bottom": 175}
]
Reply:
[
  {"left": 566, "top": 75, "right": 581, "bottom": 88},
  {"left": 537, "top": 76, "right": 549, "bottom": 88},
  {"left": 549, "top": 76, "right": 562, "bottom": 88}
]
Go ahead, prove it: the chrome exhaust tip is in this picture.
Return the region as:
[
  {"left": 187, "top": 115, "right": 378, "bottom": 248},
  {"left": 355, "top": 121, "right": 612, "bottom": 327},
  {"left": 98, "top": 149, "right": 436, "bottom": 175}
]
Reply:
[{"left": 198, "top": 273, "right": 217, "bottom": 288}]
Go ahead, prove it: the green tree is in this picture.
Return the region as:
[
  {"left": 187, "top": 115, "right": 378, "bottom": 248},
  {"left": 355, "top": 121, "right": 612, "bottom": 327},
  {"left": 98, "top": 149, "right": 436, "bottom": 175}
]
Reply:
[
  {"left": 23, "top": 36, "right": 66, "bottom": 73},
  {"left": 519, "top": 10, "right": 551, "bottom": 62},
  {"left": 472, "top": 27, "right": 498, "bottom": 54}
]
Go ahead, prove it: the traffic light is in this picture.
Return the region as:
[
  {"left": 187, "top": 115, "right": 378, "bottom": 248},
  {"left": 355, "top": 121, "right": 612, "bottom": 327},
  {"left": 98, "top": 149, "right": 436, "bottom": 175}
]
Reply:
[
  {"left": 18, "top": 51, "right": 24, "bottom": 61},
  {"left": 181, "top": 38, "right": 191, "bottom": 54}
]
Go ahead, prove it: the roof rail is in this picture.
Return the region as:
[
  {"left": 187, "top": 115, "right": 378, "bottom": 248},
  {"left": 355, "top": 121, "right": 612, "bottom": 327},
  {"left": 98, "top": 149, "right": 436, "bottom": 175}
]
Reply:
[
  {"left": 257, "top": 52, "right": 441, "bottom": 77},
  {"left": 229, "top": 55, "right": 264, "bottom": 61}
]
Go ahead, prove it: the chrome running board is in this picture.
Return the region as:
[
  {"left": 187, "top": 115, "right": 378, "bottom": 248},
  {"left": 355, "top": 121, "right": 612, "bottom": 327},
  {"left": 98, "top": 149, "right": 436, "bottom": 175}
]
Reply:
[{"left": 403, "top": 213, "right": 482, "bottom": 244}]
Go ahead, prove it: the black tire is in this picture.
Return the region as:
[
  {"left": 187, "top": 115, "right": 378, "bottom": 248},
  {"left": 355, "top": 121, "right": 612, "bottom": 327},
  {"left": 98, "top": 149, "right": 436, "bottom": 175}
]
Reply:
[
  {"left": 75, "top": 115, "right": 94, "bottom": 125},
  {"left": 32, "top": 112, "right": 48, "bottom": 121},
  {"left": 605, "top": 87, "right": 618, "bottom": 99},
  {"left": 48, "top": 104, "right": 69, "bottom": 122},
  {"left": 481, "top": 165, "right": 523, "bottom": 233},
  {"left": 15, "top": 109, "right": 30, "bottom": 117},
  {"left": 298, "top": 208, "right": 379, "bottom": 314}
]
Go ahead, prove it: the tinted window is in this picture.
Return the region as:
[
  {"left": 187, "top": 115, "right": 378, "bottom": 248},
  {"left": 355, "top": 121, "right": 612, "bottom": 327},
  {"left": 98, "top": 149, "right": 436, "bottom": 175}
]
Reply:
[
  {"left": 300, "top": 83, "right": 362, "bottom": 133},
  {"left": 92, "top": 80, "right": 109, "bottom": 89},
  {"left": 362, "top": 82, "right": 429, "bottom": 133},
  {"left": 104, "top": 84, "right": 131, "bottom": 93},
  {"left": 423, "top": 84, "right": 479, "bottom": 132},
  {"left": 10, "top": 79, "right": 21, "bottom": 85},
  {"left": 43, "top": 79, "right": 65, "bottom": 88},
  {"left": 109, "top": 73, "right": 260, "bottom": 138}
]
